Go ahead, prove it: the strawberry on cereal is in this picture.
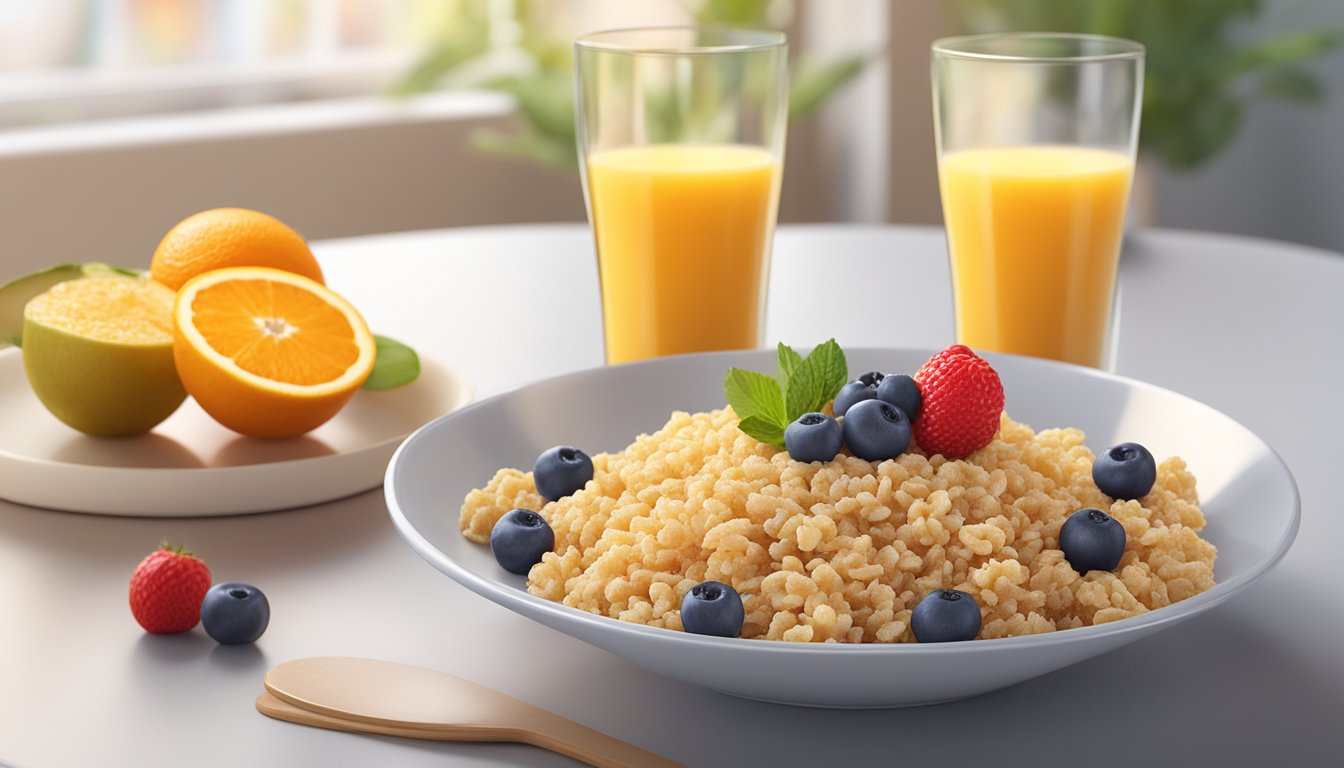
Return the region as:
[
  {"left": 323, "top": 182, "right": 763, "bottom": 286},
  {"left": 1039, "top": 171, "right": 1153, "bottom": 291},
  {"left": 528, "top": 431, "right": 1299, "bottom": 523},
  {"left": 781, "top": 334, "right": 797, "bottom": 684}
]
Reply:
[{"left": 912, "top": 344, "right": 1005, "bottom": 459}]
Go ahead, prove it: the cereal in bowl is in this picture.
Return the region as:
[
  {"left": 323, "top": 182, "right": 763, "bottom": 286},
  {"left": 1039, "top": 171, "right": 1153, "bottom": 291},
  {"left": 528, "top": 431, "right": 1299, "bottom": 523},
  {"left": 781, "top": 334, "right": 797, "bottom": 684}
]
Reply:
[{"left": 457, "top": 343, "right": 1216, "bottom": 643}]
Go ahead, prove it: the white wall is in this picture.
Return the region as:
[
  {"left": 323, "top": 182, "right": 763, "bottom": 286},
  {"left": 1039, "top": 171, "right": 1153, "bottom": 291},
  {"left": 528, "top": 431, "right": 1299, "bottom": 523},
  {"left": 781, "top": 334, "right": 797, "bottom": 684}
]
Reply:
[
  {"left": 1150, "top": 0, "right": 1344, "bottom": 253},
  {"left": 0, "top": 99, "right": 586, "bottom": 280},
  {"left": 3, "top": 0, "right": 1337, "bottom": 286},
  {"left": 0, "top": 1, "right": 857, "bottom": 281}
]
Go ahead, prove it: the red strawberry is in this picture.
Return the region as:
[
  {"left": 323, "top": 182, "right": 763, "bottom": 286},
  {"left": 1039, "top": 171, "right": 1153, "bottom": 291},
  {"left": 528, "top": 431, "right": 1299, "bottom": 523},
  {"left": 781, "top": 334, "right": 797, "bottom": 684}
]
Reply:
[
  {"left": 912, "top": 345, "right": 1004, "bottom": 459},
  {"left": 129, "top": 542, "right": 212, "bottom": 634}
]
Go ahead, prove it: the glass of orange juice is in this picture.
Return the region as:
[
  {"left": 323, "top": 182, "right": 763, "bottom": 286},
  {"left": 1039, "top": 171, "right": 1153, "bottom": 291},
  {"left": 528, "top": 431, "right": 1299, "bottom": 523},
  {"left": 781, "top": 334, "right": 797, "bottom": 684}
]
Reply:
[
  {"left": 932, "top": 33, "right": 1144, "bottom": 369},
  {"left": 575, "top": 27, "right": 788, "bottom": 365}
]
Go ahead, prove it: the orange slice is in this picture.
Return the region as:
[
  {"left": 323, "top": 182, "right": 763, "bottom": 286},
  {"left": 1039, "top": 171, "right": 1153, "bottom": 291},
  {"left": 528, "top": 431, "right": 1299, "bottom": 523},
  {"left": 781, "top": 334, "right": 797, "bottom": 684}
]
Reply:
[{"left": 172, "top": 266, "right": 375, "bottom": 438}]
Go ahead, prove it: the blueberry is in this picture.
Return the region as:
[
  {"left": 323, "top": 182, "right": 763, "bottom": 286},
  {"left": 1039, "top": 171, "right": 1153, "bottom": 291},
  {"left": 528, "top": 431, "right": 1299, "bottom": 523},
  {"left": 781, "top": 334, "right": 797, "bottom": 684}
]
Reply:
[
  {"left": 490, "top": 509, "right": 555, "bottom": 575},
  {"left": 832, "top": 381, "right": 877, "bottom": 418},
  {"left": 533, "top": 445, "right": 594, "bottom": 501},
  {"left": 841, "top": 399, "right": 911, "bottom": 461},
  {"left": 200, "top": 582, "right": 269, "bottom": 645},
  {"left": 876, "top": 373, "right": 922, "bottom": 421},
  {"left": 785, "top": 412, "right": 843, "bottom": 463},
  {"left": 911, "top": 589, "right": 981, "bottom": 643},
  {"left": 856, "top": 371, "right": 886, "bottom": 388},
  {"left": 1059, "top": 507, "right": 1127, "bottom": 573},
  {"left": 1092, "top": 442, "right": 1157, "bottom": 500},
  {"left": 680, "top": 581, "right": 744, "bottom": 638}
]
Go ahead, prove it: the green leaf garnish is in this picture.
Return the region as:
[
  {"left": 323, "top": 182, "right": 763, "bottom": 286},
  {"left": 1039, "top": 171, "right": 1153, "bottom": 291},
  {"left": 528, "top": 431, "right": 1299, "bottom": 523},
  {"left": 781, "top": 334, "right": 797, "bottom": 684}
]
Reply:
[
  {"left": 736, "top": 414, "right": 786, "bottom": 447},
  {"left": 785, "top": 339, "right": 847, "bottom": 419},
  {"left": 784, "top": 357, "right": 823, "bottom": 420},
  {"left": 807, "top": 338, "right": 849, "bottom": 402},
  {"left": 363, "top": 335, "right": 421, "bottom": 390},
  {"left": 724, "top": 339, "right": 850, "bottom": 448},
  {"left": 724, "top": 367, "right": 786, "bottom": 424},
  {"left": 775, "top": 341, "right": 803, "bottom": 389}
]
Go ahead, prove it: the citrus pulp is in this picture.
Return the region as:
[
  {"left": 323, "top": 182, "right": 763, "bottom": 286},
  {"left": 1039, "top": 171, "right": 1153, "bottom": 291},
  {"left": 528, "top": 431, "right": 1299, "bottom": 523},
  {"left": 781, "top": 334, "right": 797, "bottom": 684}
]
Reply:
[
  {"left": 172, "top": 266, "right": 375, "bottom": 438},
  {"left": 22, "top": 276, "right": 186, "bottom": 436}
]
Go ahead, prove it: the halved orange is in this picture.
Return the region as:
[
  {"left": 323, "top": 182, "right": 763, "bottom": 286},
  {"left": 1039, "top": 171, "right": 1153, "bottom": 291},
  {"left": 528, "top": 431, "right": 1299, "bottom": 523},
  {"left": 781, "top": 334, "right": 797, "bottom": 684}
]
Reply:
[{"left": 173, "top": 267, "right": 375, "bottom": 438}]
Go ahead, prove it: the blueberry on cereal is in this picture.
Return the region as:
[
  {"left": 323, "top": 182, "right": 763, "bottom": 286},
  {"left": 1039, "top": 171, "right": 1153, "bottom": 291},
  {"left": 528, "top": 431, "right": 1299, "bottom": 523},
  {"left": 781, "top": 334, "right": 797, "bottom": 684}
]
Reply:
[
  {"left": 832, "top": 380, "right": 877, "bottom": 417},
  {"left": 785, "top": 412, "right": 843, "bottom": 463},
  {"left": 1060, "top": 507, "right": 1126, "bottom": 573},
  {"left": 681, "top": 581, "right": 744, "bottom": 638},
  {"left": 841, "top": 399, "right": 911, "bottom": 461},
  {"left": 911, "top": 589, "right": 982, "bottom": 643},
  {"left": 856, "top": 371, "right": 886, "bottom": 388},
  {"left": 490, "top": 509, "right": 555, "bottom": 575},
  {"left": 533, "top": 445, "right": 594, "bottom": 501},
  {"left": 1092, "top": 442, "right": 1156, "bottom": 500},
  {"left": 876, "top": 373, "right": 921, "bottom": 421}
]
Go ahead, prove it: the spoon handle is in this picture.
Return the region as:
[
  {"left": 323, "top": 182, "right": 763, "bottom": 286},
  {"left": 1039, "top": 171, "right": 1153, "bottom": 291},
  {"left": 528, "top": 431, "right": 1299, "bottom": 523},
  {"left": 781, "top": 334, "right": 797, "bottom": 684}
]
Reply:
[
  {"left": 514, "top": 707, "right": 684, "bottom": 768},
  {"left": 257, "top": 691, "right": 452, "bottom": 741},
  {"left": 262, "top": 657, "right": 683, "bottom": 768}
]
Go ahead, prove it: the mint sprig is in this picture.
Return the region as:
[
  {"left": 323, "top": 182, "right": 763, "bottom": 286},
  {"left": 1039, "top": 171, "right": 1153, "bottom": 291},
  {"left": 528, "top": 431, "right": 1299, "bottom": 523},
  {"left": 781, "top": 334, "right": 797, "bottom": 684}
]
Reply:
[
  {"left": 775, "top": 342, "right": 803, "bottom": 388},
  {"left": 725, "top": 339, "right": 849, "bottom": 447}
]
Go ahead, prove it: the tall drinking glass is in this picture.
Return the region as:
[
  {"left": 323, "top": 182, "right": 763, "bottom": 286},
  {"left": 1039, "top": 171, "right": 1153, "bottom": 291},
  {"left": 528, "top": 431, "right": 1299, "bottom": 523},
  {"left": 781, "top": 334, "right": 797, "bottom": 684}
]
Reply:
[
  {"left": 932, "top": 33, "right": 1144, "bottom": 369},
  {"left": 575, "top": 27, "right": 788, "bottom": 365}
]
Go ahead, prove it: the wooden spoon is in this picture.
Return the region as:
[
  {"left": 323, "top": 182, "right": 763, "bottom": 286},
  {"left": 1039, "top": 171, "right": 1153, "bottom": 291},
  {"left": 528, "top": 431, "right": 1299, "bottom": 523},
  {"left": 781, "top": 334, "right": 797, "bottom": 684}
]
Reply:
[
  {"left": 259, "top": 656, "right": 682, "bottom": 768},
  {"left": 257, "top": 690, "right": 450, "bottom": 741}
]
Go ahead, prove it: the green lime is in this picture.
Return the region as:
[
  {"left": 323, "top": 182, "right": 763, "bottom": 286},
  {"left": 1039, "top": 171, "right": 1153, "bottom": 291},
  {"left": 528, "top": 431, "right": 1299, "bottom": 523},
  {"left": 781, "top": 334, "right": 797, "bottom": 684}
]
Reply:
[
  {"left": 22, "top": 275, "right": 186, "bottom": 436},
  {"left": 0, "top": 262, "right": 141, "bottom": 347}
]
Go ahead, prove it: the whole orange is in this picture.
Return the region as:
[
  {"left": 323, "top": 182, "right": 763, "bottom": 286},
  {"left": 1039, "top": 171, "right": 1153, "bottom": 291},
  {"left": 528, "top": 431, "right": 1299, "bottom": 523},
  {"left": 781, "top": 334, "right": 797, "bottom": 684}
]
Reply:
[{"left": 150, "top": 208, "right": 324, "bottom": 291}]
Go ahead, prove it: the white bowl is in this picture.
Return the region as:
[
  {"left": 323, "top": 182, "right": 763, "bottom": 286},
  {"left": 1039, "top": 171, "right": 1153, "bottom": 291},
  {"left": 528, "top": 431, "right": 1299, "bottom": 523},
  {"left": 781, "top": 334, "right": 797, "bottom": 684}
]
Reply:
[{"left": 385, "top": 348, "right": 1298, "bottom": 708}]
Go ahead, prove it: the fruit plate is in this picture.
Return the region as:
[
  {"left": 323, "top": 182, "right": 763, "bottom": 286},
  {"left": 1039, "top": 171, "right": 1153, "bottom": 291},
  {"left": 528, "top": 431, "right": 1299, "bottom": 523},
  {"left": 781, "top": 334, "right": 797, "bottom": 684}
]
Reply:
[
  {"left": 0, "top": 347, "right": 470, "bottom": 516},
  {"left": 384, "top": 348, "right": 1299, "bottom": 708}
]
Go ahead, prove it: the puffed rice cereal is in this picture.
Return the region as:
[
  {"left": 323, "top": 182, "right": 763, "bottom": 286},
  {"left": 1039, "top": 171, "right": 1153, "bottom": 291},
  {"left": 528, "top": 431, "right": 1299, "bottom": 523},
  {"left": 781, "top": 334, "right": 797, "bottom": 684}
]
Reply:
[{"left": 458, "top": 409, "right": 1216, "bottom": 642}]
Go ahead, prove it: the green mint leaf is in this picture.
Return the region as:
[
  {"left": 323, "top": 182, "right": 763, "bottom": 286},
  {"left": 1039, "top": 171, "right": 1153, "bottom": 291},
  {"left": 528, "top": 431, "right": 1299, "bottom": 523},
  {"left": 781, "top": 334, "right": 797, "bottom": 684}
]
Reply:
[
  {"left": 807, "top": 338, "right": 849, "bottom": 410},
  {"left": 363, "top": 335, "right": 421, "bottom": 390},
  {"left": 725, "top": 339, "right": 851, "bottom": 447},
  {"left": 785, "top": 338, "right": 849, "bottom": 419},
  {"left": 785, "top": 357, "right": 824, "bottom": 420},
  {"left": 775, "top": 342, "right": 803, "bottom": 390},
  {"left": 777, "top": 342, "right": 803, "bottom": 380},
  {"left": 724, "top": 367, "right": 787, "bottom": 424},
  {"left": 737, "top": 414, "right": 786, "bottom": 448}
]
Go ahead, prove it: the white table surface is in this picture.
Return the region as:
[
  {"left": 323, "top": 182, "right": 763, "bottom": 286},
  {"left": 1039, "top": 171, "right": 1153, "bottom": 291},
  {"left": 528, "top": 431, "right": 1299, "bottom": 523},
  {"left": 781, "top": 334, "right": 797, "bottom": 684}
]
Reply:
[{"left": 2, "top": 224, "right": 1340, "bottom": 768}]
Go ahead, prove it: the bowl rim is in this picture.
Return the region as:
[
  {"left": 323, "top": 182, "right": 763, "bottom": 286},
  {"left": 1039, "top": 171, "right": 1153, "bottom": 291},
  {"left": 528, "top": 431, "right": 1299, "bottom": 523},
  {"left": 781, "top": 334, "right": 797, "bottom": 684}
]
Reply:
[{"left": 386, "top": 346, "right": 1300, "bottom": 656}]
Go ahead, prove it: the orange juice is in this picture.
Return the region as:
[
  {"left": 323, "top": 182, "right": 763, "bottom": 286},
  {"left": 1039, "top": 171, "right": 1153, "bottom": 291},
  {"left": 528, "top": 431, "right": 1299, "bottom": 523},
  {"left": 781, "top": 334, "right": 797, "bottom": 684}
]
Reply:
[
  {"left": 586, "top": 144, "right": 780, "bottom": 365},
  {"left": 939, "top": 145, "right": 1133, "bottom": 368}
]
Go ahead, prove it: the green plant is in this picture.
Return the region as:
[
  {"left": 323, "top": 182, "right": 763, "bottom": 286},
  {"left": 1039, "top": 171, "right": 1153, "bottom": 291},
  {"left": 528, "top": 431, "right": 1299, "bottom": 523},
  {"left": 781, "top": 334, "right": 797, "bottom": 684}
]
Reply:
[
  {"left": 389, "top": 0, "right": 874, "bottom": 171},
  {"left": 950, "top": 0, "right": 1341, "bottom": 169}
]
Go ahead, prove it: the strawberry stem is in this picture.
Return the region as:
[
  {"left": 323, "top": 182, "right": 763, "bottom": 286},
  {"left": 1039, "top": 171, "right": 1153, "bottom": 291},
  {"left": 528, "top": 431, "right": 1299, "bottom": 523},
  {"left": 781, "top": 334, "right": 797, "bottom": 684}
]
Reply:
[{"left": 159, "top": 540, "right": 195, "bottom": 558}]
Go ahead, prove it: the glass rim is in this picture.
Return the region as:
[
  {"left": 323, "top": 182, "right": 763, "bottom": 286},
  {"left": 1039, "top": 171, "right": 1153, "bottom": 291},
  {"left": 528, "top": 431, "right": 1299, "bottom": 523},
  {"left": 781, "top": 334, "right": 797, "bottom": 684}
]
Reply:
[
  {"left": 574, "top": 25, "right": 786, "bottom": 56},
  {"left": 931, "top": 32, "right": 1144, "bottom": 63}
]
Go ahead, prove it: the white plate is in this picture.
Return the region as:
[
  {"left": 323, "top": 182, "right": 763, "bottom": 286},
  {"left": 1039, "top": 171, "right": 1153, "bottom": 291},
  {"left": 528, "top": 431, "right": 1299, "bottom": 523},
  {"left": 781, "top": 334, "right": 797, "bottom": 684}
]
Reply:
[
  {"left": 0, "top": 347, "right": 470, "bottom": 516},
  {"left": 385, "top": 348, "right": 1299, "bottom": 708}
]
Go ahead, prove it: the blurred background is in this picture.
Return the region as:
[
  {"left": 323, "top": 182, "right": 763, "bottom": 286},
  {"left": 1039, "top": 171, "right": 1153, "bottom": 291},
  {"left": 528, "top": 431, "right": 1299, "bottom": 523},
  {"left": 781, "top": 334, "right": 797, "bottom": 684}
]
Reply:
[{"left": 1, "top": 0, "right": 1340, "bottom": 278}]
